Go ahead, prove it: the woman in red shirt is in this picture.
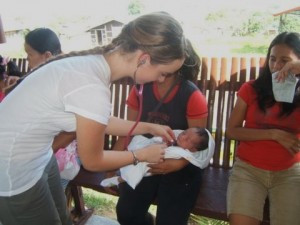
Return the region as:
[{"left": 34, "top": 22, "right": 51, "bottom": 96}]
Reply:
[
  {"left": 226, "top": 32, "right": 300, "bottom": 225},
  {"left": 112, "top": 40, "right": 208, "bottom": 225}
]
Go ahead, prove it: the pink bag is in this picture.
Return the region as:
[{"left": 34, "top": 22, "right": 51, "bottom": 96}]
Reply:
[{"left": 55, "top": 140, "right": 80, "bottom": 180}]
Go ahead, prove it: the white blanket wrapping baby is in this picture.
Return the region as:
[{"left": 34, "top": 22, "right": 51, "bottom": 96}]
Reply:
[{"left": 101, "top": 129, "right": 215, "bottom": 189}]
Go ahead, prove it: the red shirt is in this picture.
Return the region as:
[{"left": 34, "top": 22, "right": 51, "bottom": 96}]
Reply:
[
  {"left": 127, "top": 82, "right": 208, "bottom": 120},
  {"left": 237, "top": 80, "right": 300, "bottom": 171},
  {"left": 0, "top": 92, "right": 5, "bottom": 102}
]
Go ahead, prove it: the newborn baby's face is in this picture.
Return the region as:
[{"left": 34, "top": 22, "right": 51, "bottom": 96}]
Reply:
[{"left": 176, "top": 128, "right": 199, "bottom": 151}]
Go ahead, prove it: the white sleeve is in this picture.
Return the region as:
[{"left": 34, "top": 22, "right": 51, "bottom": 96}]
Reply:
[{"left": 63, "top": 84, "right": 111, "bottom": 125}]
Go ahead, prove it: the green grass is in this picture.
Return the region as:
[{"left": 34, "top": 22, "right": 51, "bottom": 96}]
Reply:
[
  {"left": 82, "top": 188, "right": 229, "bottom": 225},
  {"left": 82, "top": 188, "right": 118, "bottom": 220},
  {"left": 195, "top": 34, "right": 272, "bottom": 57}
]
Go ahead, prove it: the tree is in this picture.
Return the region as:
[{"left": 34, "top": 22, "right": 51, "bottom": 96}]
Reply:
[
  {"left": 278, "top": 14, "right": 300, "bottom": 33},
  {"left": 128, "top": 0, "right": 143, "bottom": 15}
]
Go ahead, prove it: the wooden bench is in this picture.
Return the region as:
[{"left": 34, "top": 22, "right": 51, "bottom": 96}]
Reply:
[{"left": 13, "top": 56, "right": 271, "bottom": 225}]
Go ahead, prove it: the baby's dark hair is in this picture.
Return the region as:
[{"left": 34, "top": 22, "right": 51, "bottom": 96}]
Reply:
[
  {"left": 0, "top": 55, "right": 22, "bottom": 81},
  {"left": 194, "top": 127, "right": 209, "bottom": 151}
]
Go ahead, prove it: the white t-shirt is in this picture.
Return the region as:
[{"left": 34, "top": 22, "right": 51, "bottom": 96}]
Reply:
[{"left": 0, "top": 55, "right": 111, "bottom": 196}]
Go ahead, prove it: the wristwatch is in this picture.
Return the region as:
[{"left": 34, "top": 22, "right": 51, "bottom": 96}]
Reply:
[{"left": 131, "top": 151, "right": 139, "bottom": 165}]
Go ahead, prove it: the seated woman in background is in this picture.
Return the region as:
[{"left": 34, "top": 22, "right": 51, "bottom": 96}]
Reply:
[
  {"left": 0, "top": 55, "right": 22, "bottom": 102},
  {"left": 24, "top": 27, "right": 62, "bottom": 70},
  {"left": 226, "top": 32, "right": 300, "bottom": 225},
  {"left": 5, "top": 27, "right": 63, "bottom": 95}
]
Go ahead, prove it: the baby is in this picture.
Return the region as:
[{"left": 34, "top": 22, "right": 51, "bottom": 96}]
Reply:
[{"left": 101, "top": 127, "right": 215, "bottom": 189}]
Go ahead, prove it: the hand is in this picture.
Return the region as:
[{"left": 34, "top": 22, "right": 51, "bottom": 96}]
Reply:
[
  {"left": 148, "top": 124, "right": 176, "bottom": 143},
  {"left": 276, "top": 61, "right": 300, "bottom": 82},
  {"left": 271, "top": 129, "right": 300, "bottom": 155},
  {"left": 148, "top": 158, "right": 188, "bottom": 175},
  {"left": 2, "top": 76, "right": 20, "bottom": 92},
  {"left": 136, "top": 144, "right": 166, "bottom": 163}
]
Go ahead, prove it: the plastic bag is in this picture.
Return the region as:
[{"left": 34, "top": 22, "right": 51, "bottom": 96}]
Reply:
[{"left": 55, "top": 140, "right": 80, "bottom": 180}]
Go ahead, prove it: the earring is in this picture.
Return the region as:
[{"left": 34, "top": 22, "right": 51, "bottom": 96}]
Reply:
[{"left": 138, "top": 59, "right": 146, "bottom": 67}]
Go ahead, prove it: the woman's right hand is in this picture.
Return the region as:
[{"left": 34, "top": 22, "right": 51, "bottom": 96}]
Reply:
[
  {"left": 135, "top": 143, "right": 166, "bottom": 163},
  {"left": 271, "top": 129, "right": 300, "bottom": 155}
]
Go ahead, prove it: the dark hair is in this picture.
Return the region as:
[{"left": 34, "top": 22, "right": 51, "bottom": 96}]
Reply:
[
  {"left": 179, "top": 39, "right": 201, "bottom": 82},
  {"left": 194, "top": 127, "right": 209, "bottom": 151},
  {"left": 253, "top": 32, "right": 300, "bottom": 116},
  {"left": 25, "top": 28, "right": 62, "bottom": 56},
  {"left": 0, "top": 56, "right": 22, "bottom": 81}
]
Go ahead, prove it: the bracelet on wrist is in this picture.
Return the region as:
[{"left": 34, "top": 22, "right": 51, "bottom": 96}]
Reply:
[{"left": 131, "top": 151, "right": 139, "bottom": 165}]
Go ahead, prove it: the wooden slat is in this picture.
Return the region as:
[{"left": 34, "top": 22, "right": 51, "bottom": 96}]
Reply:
[
  {"left": 11, "top": 58, "right": 29, "bottom": 75},
  {"left": 216, "top": 58, "right": 227, "bottom": 167}
]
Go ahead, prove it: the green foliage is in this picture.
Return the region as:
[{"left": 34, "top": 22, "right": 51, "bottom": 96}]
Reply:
[
  {"left": 82, "top": 188, "right": 117, "bottom": 217},
  {"left": 231, "top": 44, "right": 268, "bottom": 55},
  {"left": 189, "top": 214, "right": 229, "bottom": 225},
  {"left": 206, "top": 11, "right": 226, "bottom": 22},
  {"left": 128, "top": 0, "right": 143, "bottom": 15},
  {"left": 204, "top": 9, "right": 277, "bottom": 37},
  {"left": 279, "top": 14, "right": 300, "bottom": 33}
]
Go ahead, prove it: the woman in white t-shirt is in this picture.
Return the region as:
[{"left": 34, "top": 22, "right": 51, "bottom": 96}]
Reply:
[{"left": 0, "top": 12, "right": 187, "bottom": 225}]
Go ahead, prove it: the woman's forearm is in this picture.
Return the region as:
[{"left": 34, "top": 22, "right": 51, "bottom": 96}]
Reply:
[
  {"left": 105, "top": 116, "right": 147, "bottom": 136},
  {"left": 106, "top": 116, "right": 174, "bottom": 141},
  {"left": 52, "top": 131, "right": 76, "bottom": 152},
  {"left": 226, "top": 127, "right": 275, "bottom": 141}
]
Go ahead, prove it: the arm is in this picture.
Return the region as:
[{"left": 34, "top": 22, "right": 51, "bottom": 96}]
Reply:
[
  {"left": 75, "top": 114, "right": 166, "bottom": 172},
  {"left": 52, "top": 131, "right": 76, "bottom": 153},
  {"left": 3, "top": 76, "right": 20, "bottom": 95},
  {"left": 276, "top": 60, "right": 300, "bottom": 82},
  {"left": 105, "top": 116, "right": 175, "bottom": 142},
  {"left": 110, "top": 107, "right": 139, "bottom": 151},
  {"left": 226, "top": 97, "right": 300, "bottom": 155},
  {"left": 103, "top": 107, "right": 139, "bottom": 194}
]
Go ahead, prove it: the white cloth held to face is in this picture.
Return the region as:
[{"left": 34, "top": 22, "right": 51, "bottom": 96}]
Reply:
[{"left": 272, "top": 71, "right": 298, "bottom": 103}]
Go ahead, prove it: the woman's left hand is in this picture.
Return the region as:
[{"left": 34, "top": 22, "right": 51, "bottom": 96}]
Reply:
[{"left": 148, "top": 158, "right": 188, "bottom": 175}]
